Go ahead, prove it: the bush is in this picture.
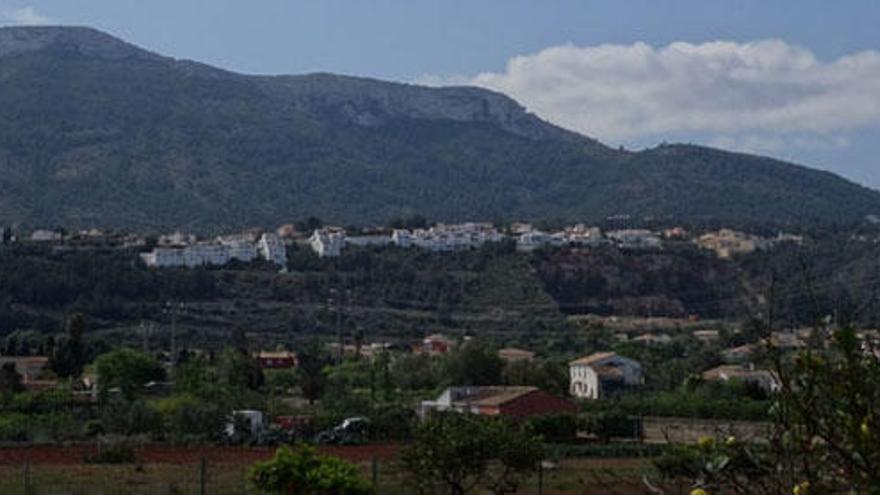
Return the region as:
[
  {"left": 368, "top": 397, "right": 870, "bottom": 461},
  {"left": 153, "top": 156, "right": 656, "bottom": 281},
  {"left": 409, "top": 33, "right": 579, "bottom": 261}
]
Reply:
[
  {"left": 249, "top": 444, "right": 373, "bottom": 494},
  {"left": 527, "top": 414, "right": 579, "bottom": 442},
  {"left": 582, "top": 410, "right": 640, "bottom": 443},
  {"left": 0, "top": 412, "right": 29, "bottom": 441},
  {"left": 83, "top": 419, "right": 104, "bottom": 438},
  {"left": 368, "top": 404, "right": 415, "bottom": 441},
  {"left": 150, "top": 394, "right": 227, "bottom": 443}
]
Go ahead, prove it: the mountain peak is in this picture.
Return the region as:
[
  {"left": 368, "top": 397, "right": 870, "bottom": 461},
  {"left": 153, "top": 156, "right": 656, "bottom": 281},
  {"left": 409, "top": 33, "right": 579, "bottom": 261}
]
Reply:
[
  {"left": 0, "top": 26, "right": 877, "bottom": 229},
  {"left": 0, "top": 26, "right": 160, "bottom": 61}
]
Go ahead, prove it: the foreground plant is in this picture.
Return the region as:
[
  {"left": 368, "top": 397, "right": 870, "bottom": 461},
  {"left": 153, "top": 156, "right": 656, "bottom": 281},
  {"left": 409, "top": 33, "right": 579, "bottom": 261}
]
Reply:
[
  {"left": 248, "top": 444, "right": 373, "bottom": 494},
  {"left": 400, "top": 412, "right": 544, "bottom": 495},
  {"left": 652, "top": 327, "right": 880, "bottom": 494}
]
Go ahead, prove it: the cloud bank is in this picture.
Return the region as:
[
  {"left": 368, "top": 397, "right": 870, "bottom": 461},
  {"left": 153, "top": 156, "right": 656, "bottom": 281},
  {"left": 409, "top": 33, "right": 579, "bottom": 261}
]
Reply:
[
  {"left": 425, "top": 40, "right": 880, "bottom": 151},
  {"left": 1, "top": 6, "right": 53, "bottom": 26}
]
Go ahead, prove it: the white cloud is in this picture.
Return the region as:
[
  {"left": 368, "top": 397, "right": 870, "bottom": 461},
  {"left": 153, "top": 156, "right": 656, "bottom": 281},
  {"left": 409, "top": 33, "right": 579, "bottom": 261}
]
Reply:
[
  {"left": 434, "top": 40, "right": 880, "bottom": 146},
  {"left": 1, "top": 6, "right": 53, "bottom": 26}
]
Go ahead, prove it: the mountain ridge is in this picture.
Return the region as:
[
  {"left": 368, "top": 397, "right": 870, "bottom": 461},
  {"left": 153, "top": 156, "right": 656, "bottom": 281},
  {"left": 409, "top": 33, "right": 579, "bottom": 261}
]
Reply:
[{"left": 0, "top": 26, "right": 877, "bottom": 231}]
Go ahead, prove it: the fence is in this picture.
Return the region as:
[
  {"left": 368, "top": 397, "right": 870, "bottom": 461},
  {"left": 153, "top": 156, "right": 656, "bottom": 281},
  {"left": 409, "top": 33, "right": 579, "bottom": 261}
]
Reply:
[
  {"left": 0, "top": 441, "right": 675, "bottom": 494},
  {"left": 2, "top": 458, "right": 251, "bottom": 495},
  {"left": 0, "top": 443, "right": 410, "bottom": 495}
]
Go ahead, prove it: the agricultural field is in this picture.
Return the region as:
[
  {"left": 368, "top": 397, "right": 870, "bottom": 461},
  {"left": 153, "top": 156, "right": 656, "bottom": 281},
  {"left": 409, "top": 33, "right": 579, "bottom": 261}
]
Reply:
[{"left": 0, "top": 444, "right": 665, "bottom": 494}]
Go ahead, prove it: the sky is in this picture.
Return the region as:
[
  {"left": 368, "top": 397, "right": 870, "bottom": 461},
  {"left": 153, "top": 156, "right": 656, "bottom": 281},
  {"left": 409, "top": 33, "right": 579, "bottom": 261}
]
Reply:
[{"left": 1, "top": 1, "right": 879, "bottom": 189}]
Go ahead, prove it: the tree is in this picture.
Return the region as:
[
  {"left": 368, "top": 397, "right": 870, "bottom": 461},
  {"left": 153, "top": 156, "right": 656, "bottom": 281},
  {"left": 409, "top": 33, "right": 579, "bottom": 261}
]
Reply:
[
  {"left": 218, "top": 347, "right": 265, "bottom": 392},
  {"left": 0, "top": 363, "right": 23, "bottom": 401},
  {"left": 230, "top": 327, "right": 250, "bottom": 355},
  {"left": 298, "top": 339, "right": 329, "bottom": 405},
  {"left": 652, "top": 326, "right": 880, "bottom": 493},
  {"left": 400, "top": 412, "right": 544, "bottom": 495},
  {"left": 52, "top": 312, "right": 88, "bottom": 378},
  {"left": 444, "top": 341, "right": 504, "bottom": 386},
  {"left": 296, "top": 217, "right": 324, "bottom": 233},
  {"left": 249, "top": 444, "right": 373, "bottom": 494},
  {"left": 392, "top": 353, "right": 442, "bottom": 391},
  {"left": 95, "top": 348, "right": 166, "bottom": 401},
  {"left": 502, "top": 359, "right": 569, "bottom": 397}
]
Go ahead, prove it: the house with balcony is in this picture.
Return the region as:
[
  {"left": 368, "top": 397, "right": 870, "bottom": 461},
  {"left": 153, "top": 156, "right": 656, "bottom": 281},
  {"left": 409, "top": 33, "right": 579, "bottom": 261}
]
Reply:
[
  {"left": 309, "top": 229, "right": 345, "bottom": 257},
  {"left": 569, "top": 352, "right": 642, "bottom": 399}
]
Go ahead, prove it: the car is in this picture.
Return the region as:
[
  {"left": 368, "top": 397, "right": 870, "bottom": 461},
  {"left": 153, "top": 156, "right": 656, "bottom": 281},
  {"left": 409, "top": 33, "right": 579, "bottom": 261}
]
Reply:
[{"left": 314, "top": 416, "right": 370, "bottom": 445}]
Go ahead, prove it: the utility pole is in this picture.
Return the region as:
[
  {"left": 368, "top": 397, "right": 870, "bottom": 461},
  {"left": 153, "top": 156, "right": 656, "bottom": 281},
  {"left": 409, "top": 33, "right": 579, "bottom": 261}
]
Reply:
[
  {"left": 327, "top": 288, "right": 338, "bottom": 363},
  {"left": 165, "top": 301, "right": 183, "bottom": 370},
  {"left": 140, "top": 321, "right": 148, "bottom": 354},
  {"left": 171, "top": 309, "right": 176, "bottom": 366}
]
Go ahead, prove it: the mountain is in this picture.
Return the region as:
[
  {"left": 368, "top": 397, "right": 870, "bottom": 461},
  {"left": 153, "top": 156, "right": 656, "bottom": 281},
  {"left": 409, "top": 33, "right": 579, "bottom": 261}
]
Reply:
[{"left": 0, "top": 26, "right": 878, "bottom": 231}]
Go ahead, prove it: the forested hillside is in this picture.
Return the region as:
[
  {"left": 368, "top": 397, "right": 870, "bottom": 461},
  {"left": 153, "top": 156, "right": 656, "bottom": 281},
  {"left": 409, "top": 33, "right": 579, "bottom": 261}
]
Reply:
[
  {"left": 1, "top": 238, "right": 876, "bottom": 348},
  {"left": 0, "top": 26, "right": 879, "bottom": 230}
]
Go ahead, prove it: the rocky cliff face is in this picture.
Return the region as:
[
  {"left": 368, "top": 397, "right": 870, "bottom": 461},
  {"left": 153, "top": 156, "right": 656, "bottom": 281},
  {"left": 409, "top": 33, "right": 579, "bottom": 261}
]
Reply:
[
  {"left": 0, "top": 26, "right": 583, "bottom": 143},
  {"left": 262, "top": 73, "right": 583, "bottom": 141}
]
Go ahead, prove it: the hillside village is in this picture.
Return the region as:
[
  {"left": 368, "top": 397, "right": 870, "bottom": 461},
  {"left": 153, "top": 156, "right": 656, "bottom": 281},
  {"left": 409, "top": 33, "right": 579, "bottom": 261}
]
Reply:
[{"left": 3, "top": 220, "right": 806, "bottom": 270}]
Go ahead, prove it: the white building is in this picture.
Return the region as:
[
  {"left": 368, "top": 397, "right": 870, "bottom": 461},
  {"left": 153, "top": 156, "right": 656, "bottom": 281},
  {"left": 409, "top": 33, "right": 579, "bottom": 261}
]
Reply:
[
  {"left": 346, "top": 235, "right": 392, "bottom": 248},
  {"left": 569, "top": 352, "right": 643, "bottom": 399},
  {"left": 219, "top": 239, "right": 258, "bottom": 263},
  {"left": 30, "top": 230, "right": 62, "bottom": 242},
  {"left": 565, "top": 225, "right": 604, "bottom": 246},
  {"left": 702, "top": 365, "right": 781, "bottom": 394},
  {"left": 516, "top": 231, "right": 551, "bottom": 251},
  {"left": 391, "top": 229, "right": 413, "bottom": 248},
  {"left": 158, "top": 231, "right": 196, "bottom": 247},
  {"left": 140, "top": 248, "right": 184, "bottom": 267},
  {"left": 259, "top": 233, "right": 288, "bottom": 266},
  {"left": 309, "top": 229, "right": 345, "bottom": 257},
  {"left": 141, "top": 243, "right": 231, "bottom": 268},
  {"left": 392, "top": 224, "right": 502, "bottom": 252},
  {"left": 606, "top": 229, "right": 662, "bottom": 250}
]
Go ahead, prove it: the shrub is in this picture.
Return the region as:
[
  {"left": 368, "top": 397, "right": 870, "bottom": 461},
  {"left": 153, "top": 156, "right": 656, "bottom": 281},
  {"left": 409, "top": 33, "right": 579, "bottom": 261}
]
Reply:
[
  {"left": 248, "top": 444, "right": 373, "bottom": 494},
  {"left": 368, "top": 404, "right": 415, "bottom": 441},
  {"left": 0, "top": 412, "right": 29, "bottom": 441},
  {"left": 527, "top": 414, "right": 579, "bottom": 442}
]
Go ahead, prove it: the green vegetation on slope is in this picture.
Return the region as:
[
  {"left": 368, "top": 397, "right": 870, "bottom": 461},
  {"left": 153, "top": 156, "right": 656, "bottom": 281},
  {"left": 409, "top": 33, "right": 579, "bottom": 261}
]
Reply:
[{"left": 0, "top": 26, "right": 879, "bottom": 230}]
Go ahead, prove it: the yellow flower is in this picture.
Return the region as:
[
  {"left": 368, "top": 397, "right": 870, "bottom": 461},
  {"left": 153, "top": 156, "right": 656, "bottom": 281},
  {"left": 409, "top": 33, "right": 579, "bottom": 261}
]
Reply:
[
  {"left": 724, "top": 435, "right": 736, "bottom": 446},
  {"left": 697, "top": 436, "right": 715, "bottom": 449},
  {"left": 861, "top": 419, "right": 870, "bottom": 437},
  {"left": 691, "top": 489, "right": 709, "bottom": 495},
  {"left": 793, "top": 481, "right": 810, "bottom": 495}
]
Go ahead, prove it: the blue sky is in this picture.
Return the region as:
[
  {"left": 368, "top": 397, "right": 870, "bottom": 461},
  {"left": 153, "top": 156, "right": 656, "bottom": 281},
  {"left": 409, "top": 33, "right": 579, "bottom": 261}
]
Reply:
[{"left": 2, "top": 1, "right": 879, "bottom": 189}]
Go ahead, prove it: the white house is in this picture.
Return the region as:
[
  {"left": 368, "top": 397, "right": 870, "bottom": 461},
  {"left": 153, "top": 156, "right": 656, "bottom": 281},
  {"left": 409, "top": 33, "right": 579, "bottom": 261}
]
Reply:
[
  {"left": 309, "top": 229, "right": 345, "bottom": 257},
  {"left": 569, "top": 352, "right": 643, "bottom": 399},
  {"left": 346, "top": 235, "right": 393, "bottom": 248},
  {"left": 221, "top": 239, "right": 258, "bottom": 263},
  {"left": 158, "top": 231, "right": 195, "bottom": 247},
  {"left": 391, "top": 224, "right": 502, "bottom": 252},
  {"left": 606, "top": 229, "right": 662, "bottom": 250},
  {"left": 566, "top": 225, "right": 604, "bottom": 246},
  {"left": 702, "top": 364, "right": 781, "bottom": 394},
  {"left": 30, "top": 230, "right": 62, "bottom": 242},
  {"left": 141, "top": 243, "right": 232, "bottom": 268},
  {"left": 391, "top": 229, "right": 413, "bottom": 248},
  {"left": 516, "top": 231, "right": 551, "bottom": 252},
  {"left": 259, "top": 233, "right": 288, "bottom": 266}
]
